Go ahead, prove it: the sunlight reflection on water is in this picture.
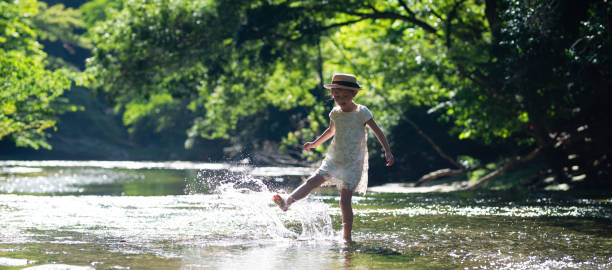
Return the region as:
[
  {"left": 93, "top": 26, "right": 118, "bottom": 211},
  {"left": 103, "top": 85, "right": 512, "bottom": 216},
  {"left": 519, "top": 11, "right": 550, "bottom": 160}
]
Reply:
[
  {"left": 0, "top": 160, "right": 312, "bottom": 177},
  {"left": 355, "top": 204, "right": 611, "bottom": 219},
  {"left": 0, "top": 168, "right": 139, "bottom": 194},
  {"left": 0, "top": 161, "right": 610, "bottom": 269}
]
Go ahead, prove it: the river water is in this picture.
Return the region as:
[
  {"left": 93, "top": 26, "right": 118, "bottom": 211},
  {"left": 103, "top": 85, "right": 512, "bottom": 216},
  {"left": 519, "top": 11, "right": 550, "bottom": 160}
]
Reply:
[{"left": 0, "top": 161, "right": 610, "bottom": 269}]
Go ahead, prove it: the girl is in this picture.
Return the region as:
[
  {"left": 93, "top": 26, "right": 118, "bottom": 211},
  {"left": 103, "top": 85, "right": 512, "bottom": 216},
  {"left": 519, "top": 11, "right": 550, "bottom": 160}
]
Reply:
[{"left": 273, "top": 73, "right": 394, "bottom": 242}]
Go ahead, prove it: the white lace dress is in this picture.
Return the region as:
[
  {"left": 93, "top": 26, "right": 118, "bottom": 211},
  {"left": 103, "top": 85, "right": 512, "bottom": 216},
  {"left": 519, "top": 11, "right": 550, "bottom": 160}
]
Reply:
[{"left": 317, "top": 104, "right": 373, "bottom": 194}]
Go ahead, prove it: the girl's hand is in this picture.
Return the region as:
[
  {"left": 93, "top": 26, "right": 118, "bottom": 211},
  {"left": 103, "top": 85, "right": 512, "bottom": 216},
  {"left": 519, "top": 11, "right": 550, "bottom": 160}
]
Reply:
[
  {"left": 303, "top": 142, "right": 315, "bottom": 151},
  {"left": 385, "top": 152, "right": 395, "bottom": 166}
]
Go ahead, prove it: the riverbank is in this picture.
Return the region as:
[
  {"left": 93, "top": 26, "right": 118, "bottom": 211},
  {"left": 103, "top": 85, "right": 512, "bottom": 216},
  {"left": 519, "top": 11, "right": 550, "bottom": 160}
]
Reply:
[{"left": 369, "top": 178, "right": 470, "bottom": 193}]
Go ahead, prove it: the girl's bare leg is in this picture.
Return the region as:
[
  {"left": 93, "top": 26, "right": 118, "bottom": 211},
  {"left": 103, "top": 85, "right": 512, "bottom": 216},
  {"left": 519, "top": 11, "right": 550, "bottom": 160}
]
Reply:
[
  {"left": 273, "top": 174, "right": 326, "bottom": 211},
  {"left": 340, "top": 188, "right": 353, "bottom": 242}
]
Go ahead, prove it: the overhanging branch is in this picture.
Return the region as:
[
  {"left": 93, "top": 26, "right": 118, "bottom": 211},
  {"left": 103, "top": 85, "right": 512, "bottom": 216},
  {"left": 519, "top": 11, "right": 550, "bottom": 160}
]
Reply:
[
  {"left": 340, "top": 10, "right": 440, "bottom": 36},
  {"left": 319, "top": 18, "right": 368, "bottom": 32}
]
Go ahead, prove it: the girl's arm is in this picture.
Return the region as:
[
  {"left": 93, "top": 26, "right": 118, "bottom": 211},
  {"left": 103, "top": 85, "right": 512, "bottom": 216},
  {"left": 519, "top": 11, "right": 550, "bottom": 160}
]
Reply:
[
  {"left": 365, "top": 119, "right": 395, "bottom": 166},
  {"left": 303, "top": 120, "right": 335, "bottom": 151}
]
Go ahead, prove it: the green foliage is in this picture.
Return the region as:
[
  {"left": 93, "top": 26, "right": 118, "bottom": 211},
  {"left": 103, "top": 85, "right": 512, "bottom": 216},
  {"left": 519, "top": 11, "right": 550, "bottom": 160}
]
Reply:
[
  {"left": 85, "top": 0, "right": 230, "bottom": 139},
  {"left": 78, "top": 0, "right": 123, "bottom": 30},
  {"left": 80, "top": 0, "right": 501, "bottom": 156},
  {"left": 1, "top": 0, "right": 40, "bottom": 53},
  {"left": 83, "top": 0, "right": 324, "bottom": 153},
  {"left": 83, "top": 0, "right": 611, "bottom": 184},
  {"left": 445, "top": 0, "right": 611, "bottom": 147},
  {"left": 429, "top": 0, "right": 612, "bottom": 184},
  {"left": 32, "top": 2, "right": 87, "bottom": 47},
  {"left": 0, "top": 0, "right": 74, "bottom": 150}
]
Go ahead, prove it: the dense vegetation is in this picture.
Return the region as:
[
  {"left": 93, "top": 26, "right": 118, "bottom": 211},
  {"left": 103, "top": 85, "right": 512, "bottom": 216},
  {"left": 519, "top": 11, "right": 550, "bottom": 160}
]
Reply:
[
  {"left": 1, "top": 0, "right": 610, "bottom": 189},
  {"left": 0, "top": 0, "right": 78, "bottom": 149}
]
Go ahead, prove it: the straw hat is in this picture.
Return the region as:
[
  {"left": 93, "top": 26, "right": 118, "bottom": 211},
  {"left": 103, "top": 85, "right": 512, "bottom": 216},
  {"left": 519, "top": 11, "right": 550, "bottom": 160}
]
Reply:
[{"left": 324, "top": 73, "right": 362, "bottom": 91}]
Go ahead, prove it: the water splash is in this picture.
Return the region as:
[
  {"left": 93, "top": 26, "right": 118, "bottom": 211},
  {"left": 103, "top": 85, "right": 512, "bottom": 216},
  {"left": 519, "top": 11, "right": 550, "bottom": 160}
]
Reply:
[{"left": 187, "top": 169, "right": 335, "bottom": 241}]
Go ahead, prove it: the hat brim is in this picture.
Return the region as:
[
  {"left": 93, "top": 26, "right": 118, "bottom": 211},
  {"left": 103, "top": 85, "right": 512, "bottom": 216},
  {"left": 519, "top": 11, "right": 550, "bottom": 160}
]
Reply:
[{"left": 324, "top": 83, "right": 362, "bottom": 91}]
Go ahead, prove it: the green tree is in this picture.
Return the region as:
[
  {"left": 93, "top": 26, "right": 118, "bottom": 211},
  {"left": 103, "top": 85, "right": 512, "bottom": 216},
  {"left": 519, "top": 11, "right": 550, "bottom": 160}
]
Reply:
[
  {"left": 82, "top": 0, "right": 495, "bottom": 167},
  {"left": 0, "top": 0, "right": 76, "bottom": 149},
  {"left": 453, "top": 0, "right": 612, "bottom": 188},
  {"left": 227, "top": 0, "right": 612, "bottom": 187},
  {"left": 84, "top": 0, "right": 611, "bottom": 187}
]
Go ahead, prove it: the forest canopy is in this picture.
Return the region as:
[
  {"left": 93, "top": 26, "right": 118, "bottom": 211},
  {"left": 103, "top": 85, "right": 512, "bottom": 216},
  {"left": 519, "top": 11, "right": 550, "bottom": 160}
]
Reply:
[{"left": 1, "top": 0, "right": 610, "bottom": 188}]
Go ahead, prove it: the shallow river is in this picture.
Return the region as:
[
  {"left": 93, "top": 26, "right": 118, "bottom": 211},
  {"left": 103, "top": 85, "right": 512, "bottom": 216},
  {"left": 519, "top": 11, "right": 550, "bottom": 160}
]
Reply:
[{"left": 0, "top": 161, "right": 610, "bottom": 269}]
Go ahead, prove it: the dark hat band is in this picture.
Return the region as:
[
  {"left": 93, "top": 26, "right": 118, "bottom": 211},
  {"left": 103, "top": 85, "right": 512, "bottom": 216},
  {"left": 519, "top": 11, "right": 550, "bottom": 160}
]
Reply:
[{"left": 331, "top": 81, "right": 360, "bottom": 89}]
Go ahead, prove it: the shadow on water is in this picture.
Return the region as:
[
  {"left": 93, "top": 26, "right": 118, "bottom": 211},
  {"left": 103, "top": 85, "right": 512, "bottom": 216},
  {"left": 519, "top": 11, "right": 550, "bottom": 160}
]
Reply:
[
  {"left": 538, "top": 217, "right": 612, "bottom": 237},
  {"left": 342, "top": 242, "right": 402, "bottom": 255}
]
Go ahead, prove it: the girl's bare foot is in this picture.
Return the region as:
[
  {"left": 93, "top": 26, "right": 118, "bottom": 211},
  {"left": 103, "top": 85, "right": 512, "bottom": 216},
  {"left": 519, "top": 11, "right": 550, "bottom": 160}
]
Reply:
[{"left": 272, "top": 194, "right": 288, "bottom": 211}]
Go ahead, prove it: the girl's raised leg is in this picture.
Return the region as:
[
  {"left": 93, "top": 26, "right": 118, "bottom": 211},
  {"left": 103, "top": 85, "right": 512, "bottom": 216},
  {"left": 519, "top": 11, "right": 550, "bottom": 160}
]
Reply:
[
  {"left": 273, "top": 174, "right": 326, "bottom": 211},
  {"left": 340, "top": 188, "right": 353, "bottom": 242}
]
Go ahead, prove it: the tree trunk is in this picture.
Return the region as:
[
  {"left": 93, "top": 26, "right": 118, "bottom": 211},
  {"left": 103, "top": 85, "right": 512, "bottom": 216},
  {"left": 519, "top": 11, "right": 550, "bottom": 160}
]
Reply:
[
  {"left": 484, "top": 0, "right": 501, "bottom": 34},
  {"left": 415, "top": 168, "right": 466, "bottom": 186}
]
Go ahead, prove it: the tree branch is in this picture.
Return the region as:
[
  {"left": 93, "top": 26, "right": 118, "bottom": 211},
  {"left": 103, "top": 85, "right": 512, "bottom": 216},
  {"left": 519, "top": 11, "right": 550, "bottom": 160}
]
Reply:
[
  {"left": 415, "top": 168, "right": 467, "bottom": 186},
  {"left": 403, "top": 117, "right": 464, "bottom": 169},
  {"left": 320, "top": 18, "right": 368, "bottom": 32},
  {"left": 397, "top": 0, "right": 417, "bottom": 17},
  {"left": 467, "top": 145, "right": 543, "bottom": 190},
  {"left": 455, "top": 63, "right": 492, "bottom": 90},
  {"left": 341, "top": 10, "right": 440, "bottom": 36},
  {"left": 366, "top": 3, "right": 379, "bottom": 13},
  {"left": 445, "top": 0, "right": 466, "bottom": 48}
]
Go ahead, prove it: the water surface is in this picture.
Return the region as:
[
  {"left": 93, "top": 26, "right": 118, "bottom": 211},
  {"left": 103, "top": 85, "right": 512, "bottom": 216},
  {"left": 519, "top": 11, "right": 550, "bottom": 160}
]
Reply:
[{"left": 0, "top": 161, "right": 610, "bottom": 269}]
